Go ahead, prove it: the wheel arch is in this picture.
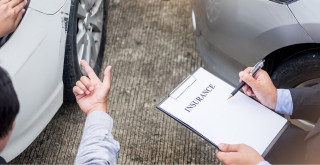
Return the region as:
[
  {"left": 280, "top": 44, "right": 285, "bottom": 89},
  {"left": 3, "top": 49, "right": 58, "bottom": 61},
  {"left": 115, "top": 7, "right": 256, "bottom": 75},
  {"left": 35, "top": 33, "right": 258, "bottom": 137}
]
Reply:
[
  {"left": 263, "top": 43, "right": 320, "bottom": 76},
  {"left": 264, "top": 44, "right": 320, "bottom": 131}
]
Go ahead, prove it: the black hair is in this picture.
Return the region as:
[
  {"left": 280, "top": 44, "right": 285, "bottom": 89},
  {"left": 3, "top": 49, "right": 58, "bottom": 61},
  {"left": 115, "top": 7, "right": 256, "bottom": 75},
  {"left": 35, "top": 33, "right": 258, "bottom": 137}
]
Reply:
[{"left": 0, "top": 67, "right": 19, "bottom": 138}]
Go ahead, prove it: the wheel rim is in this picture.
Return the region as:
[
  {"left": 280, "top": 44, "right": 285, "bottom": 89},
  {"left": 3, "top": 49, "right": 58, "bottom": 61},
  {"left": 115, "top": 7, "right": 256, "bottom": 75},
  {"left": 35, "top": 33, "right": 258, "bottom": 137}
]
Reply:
[
  {"left": 77, "top": 0, "right": 104, "bottom": 72},
  {"left": 295, "top": 78, "right": 320, "bottom": 88}
]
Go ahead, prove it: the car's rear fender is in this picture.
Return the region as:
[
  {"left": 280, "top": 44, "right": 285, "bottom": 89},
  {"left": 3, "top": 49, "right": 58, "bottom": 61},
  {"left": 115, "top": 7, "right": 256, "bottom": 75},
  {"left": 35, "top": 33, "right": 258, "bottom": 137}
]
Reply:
[
  {"left": 288, "top": 0, "right": 320, "bottom": 43},
  {"left": 29, "top": 0, "right": 68, "bottom": 15}
]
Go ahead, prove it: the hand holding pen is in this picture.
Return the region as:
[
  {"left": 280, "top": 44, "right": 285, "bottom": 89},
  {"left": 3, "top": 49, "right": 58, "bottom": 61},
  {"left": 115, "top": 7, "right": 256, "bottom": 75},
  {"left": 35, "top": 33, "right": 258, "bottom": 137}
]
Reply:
[
  {"left": 228, "top": 60, "right": 278, "bottom": 110},
  {"left": 228, "top": 60, "right": 265, "bottom": 100}
]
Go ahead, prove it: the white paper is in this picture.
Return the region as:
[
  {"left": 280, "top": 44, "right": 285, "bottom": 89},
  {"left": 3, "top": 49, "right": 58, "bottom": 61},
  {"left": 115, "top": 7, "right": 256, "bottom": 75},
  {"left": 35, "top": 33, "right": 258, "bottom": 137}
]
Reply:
[{"left": 159, "top": 68, "right": 287, "bottom": 155}]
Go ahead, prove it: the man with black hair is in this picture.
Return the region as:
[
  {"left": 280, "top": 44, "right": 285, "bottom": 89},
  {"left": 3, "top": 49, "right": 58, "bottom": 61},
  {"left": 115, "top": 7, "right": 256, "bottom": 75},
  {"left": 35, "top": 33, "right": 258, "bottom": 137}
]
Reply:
[
  {"left": 0, "top": 61, "right": 119, "bottom": 164},
  {"left": 0, "top": 66, "right": 20, "bottom": 164}
]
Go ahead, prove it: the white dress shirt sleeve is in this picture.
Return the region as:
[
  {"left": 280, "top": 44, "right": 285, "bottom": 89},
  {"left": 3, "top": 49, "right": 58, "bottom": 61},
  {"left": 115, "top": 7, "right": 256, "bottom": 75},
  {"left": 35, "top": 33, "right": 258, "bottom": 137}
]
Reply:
[
  {"left": 75, "top": 111, "right": 120, "bottom": 165},
  {"left": 257, "top": 160, "right": 271, "bottom": 165},
  {"left": 275, "top": 89, "right": 293, "bottom": 115}
]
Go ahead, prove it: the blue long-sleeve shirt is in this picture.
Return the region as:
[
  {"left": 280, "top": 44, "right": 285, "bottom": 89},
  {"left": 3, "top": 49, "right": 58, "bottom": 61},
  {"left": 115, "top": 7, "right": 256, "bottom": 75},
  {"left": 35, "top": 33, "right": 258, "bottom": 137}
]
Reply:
[
  {"left": 75, "top": 111, "right": 120, "bottom": 165},
  {"left": 275, "top": 89, "right": 293, "bottom": 115}
]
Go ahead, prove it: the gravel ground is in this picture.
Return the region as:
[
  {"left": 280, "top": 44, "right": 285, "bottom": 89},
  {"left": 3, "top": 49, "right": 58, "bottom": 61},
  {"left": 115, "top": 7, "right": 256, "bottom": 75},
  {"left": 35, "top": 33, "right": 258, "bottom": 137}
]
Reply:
[{"left": 11, "top": 0, "right": 219, "bottom": 164}]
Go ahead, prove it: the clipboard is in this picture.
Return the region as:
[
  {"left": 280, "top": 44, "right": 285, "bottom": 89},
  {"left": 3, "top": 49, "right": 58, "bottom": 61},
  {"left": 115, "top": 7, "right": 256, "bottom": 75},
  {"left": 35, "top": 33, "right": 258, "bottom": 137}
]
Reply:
[{"left": 157, "top": 67, "right": 289, "bottom": 157}]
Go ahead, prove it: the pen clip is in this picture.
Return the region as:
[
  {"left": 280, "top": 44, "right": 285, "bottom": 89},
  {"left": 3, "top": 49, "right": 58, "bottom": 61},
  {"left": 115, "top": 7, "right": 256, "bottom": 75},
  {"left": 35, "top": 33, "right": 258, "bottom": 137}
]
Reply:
[
  {"left": 250, "top": 59, "right": 265, "bottom": 74},
  {"left": 253, "top": 59, "right": 265, "bottom": 69}
]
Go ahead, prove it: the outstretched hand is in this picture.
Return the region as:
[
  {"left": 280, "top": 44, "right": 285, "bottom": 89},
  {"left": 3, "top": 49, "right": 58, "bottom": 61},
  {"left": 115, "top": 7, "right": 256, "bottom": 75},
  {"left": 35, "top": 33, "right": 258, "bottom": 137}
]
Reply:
[
  {"left": 216, "top": 143, "right": 264, "bottom": 165},
  {"left": 239, "top": 67, "right": 277, "bottom": 110},
  {"left": 73, "top": 60, "right": 112, "bottom": 115},
  {"left": 0, "top": 0, "right": 27, "bottom": 37}
]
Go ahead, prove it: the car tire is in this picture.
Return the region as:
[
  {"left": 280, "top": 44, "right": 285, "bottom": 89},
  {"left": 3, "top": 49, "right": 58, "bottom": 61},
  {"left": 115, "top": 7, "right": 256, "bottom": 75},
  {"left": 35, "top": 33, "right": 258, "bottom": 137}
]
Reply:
[
  {"left": 271, "top": 48, "right": 320, "bottom": 131},
  {"left": 271, "top": 48, "right": 320, "bottom": 88},
  {"left": 63, "top": 0, "right": 109, "bottom": 101}
]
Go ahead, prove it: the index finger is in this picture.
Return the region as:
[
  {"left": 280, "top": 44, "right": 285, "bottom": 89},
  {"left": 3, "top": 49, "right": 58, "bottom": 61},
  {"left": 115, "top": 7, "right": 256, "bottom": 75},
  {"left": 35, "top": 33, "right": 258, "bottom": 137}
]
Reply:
[
  {"left": 243, "top": 67, "right": 253, "bottom": 74},
  {"left": 9, "top": 0, "right": 25, "bottom": 8},
  {"left": 12, "top": 0, "right": 26, "bottom": 12},
  {"left": 239, "top": 67, "right": 254, "bottom": 82},
  {"left": 80, "top": 60, "right": 99, "bottom": 81},
  {"left": 219, "top": 143, "right": 240, "bottom": 152}
]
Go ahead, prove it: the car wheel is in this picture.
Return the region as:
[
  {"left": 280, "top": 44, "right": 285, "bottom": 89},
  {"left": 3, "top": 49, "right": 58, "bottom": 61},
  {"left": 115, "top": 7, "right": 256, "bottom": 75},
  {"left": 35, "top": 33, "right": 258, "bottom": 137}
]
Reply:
[
  {"left": 63, "top": 0, "right": 109, "bottom": 101},
  {"left": 271, "top": 48, "right": 320, "bottom": 131},
  {"left": 271, "top": 49, "right": 320, "bottom": 88}
]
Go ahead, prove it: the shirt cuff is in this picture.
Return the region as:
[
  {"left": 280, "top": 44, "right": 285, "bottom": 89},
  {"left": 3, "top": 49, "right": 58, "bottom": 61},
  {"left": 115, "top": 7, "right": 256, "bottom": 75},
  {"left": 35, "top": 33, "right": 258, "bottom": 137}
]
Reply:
[
  {"left": 85, "top": 111, "right": 113, "bottom": 132},
  {"left": 275, "top": 89, "right": 293, "bottom": 115},
  {"left": 257, "top": 160, "right": 271, "bottom": 165}
]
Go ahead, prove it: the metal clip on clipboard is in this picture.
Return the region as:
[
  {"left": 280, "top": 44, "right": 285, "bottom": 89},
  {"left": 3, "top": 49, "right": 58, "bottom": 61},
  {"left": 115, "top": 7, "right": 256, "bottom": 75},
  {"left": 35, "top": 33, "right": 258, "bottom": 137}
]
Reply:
[{"left": 169, "top": 75, "right": 197, "bottom": 99}]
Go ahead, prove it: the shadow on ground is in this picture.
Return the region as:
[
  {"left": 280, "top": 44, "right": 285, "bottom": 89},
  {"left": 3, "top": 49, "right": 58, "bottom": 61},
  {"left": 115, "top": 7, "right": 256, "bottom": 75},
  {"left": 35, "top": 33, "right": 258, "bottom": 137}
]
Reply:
[{"left": 11, "top": 0, "right": 219, "bottom": 164}]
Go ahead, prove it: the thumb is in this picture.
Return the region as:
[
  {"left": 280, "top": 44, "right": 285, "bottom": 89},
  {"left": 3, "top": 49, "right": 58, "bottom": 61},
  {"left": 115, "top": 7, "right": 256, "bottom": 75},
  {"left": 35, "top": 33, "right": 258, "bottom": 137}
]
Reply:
[
  {"left": 216, "top": 151, "right": 238, "bottom": 165},
  {"left": 219, "top": 143, "right": 240, "bottom": 152},
  {"left": 216, "top": 151, "right": 228, "bottom": 163},
  {"left": 102, "top": 66, "right": 112, "bottom": 89},
  {"left": 14, "top": 9, "right": 25, "bottom": 28},
  {"left": 240, "top": 71, "right": 258, "bottom": 90}
]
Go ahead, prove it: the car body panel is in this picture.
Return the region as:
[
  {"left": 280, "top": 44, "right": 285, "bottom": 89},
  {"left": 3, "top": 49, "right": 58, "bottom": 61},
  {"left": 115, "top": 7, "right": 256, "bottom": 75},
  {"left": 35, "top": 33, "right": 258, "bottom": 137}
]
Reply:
[
  {"left": 0, "top": 1, "right": 71, "bottom": 161},
  {"left": 29, "top": 0, "right": 68, "bottom": 15},
  {"left": 191, "top": 0, "right": 315, "bottom": 86},
  {"left": 288, "top": 0, "right": 320, "bottom": 43}
]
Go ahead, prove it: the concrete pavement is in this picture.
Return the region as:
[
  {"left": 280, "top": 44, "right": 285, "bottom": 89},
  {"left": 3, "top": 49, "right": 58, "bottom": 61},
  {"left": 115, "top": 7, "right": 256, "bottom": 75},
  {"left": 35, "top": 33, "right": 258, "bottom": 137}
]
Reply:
[{"left": 11, "top": 0, "right": 219, "bottom": 164}]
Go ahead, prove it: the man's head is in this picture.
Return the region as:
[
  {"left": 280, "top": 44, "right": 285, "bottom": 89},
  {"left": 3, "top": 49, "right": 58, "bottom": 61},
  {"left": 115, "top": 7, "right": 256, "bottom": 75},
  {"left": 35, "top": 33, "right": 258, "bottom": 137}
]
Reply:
[{"left": 0, "top": 67, "right": 19, "bottom": 152}]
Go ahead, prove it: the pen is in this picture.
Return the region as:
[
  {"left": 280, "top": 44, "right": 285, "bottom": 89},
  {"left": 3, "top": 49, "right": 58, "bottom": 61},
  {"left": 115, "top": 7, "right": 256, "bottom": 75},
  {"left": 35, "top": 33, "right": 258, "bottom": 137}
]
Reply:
[{"left": 227, "top": 59, "right": 265, "bottom": 100}]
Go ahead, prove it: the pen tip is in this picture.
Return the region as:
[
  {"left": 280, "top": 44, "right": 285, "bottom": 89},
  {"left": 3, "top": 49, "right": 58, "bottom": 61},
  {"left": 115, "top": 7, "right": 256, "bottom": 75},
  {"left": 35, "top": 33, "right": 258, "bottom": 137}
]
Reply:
[{"left": 227, "top": 95, "right": 233, "bottom": 100}]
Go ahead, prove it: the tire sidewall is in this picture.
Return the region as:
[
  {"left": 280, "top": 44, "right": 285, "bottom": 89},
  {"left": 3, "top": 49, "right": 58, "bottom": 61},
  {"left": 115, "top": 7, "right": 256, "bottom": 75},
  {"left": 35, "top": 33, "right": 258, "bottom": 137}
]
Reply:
[
  {"left": 63, "top": 0, "right": 108, "bottom": 100},
  {"left": 70, "top": 0, "right": 81, "bottom": 77},
  {"left": 271, "top": 49, "right": 320, "bottom": 88},
  {"left": 93, "top": 0, "right": 109, "bottom": 74}
]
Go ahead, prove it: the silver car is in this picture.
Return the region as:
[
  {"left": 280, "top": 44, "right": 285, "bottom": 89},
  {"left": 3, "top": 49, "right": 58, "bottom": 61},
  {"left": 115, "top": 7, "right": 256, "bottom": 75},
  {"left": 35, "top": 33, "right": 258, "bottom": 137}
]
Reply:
[
  {"left": 191, "top": 0, "right": 320, "bottom": 89},
  {"left": 191, "top": 0, "right": 320, "bottom": 130},
  {"left": 0, "top": 0, "right": 108, "bottom": 161}
]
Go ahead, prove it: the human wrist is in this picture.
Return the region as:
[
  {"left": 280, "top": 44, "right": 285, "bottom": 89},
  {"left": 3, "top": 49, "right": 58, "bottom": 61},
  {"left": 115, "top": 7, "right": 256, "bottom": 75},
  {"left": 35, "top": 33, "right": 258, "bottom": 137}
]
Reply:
[
  {"left": 269, "top": 90, "right": 277, "bottom": 110},
  {"left": 86, "top": 103, "right": 107, "bottom": 115},
  {"left": 265, "top": 86, "right": 277, "bottom": 110}
]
